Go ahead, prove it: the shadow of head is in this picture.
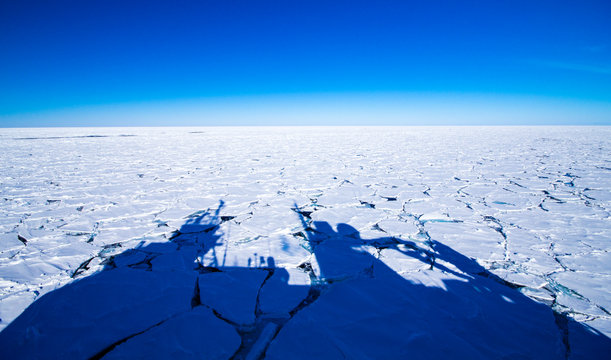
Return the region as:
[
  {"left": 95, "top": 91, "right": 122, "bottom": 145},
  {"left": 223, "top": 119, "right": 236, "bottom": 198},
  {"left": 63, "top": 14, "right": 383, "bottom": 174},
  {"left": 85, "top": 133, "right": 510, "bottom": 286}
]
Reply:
[{"left": 310, "top": 221, "right": 361, "bottom": 239}]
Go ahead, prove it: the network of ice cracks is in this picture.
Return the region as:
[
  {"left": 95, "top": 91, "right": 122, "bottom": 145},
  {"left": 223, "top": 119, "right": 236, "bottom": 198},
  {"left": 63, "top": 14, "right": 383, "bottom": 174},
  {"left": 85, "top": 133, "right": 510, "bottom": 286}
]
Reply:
[{"left": 0, "top": 126, "right": 610, "bottom": 359}]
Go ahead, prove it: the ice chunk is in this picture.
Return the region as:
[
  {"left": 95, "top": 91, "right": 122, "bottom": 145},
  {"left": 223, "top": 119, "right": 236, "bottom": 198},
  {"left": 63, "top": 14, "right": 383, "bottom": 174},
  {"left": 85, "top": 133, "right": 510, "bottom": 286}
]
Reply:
[
  {"left": 103, "top": 306, "right": 241, "bottom": 360},
  {"left": 259, "top": 267, "right": 310, "bottom": 317},
  {"left": 0, "top": 268, "right": 196, "bottom": 359},
  {"left": 198, "top": 269, "right": 268, "bottom": 326}
]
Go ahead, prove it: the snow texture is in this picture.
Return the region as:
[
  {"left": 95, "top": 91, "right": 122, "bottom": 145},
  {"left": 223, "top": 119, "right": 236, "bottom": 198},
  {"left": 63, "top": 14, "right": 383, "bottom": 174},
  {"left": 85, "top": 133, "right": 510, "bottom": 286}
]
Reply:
[{"left": 0, "top": 126, "right": 610, "bottom": 359}]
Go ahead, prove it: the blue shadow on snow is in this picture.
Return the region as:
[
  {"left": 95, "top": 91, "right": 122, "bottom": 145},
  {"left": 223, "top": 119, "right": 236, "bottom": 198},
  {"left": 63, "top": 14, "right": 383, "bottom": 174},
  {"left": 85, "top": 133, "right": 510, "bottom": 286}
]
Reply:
[{"left": 0, "top": 200, "right": 609, "bottom": 359}]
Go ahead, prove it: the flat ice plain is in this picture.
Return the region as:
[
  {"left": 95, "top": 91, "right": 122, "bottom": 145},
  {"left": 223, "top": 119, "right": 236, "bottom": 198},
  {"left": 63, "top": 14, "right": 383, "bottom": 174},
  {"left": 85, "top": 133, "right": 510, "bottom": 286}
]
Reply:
[{"left": 0, "top": 126, "right": 610, "bottom": 359}]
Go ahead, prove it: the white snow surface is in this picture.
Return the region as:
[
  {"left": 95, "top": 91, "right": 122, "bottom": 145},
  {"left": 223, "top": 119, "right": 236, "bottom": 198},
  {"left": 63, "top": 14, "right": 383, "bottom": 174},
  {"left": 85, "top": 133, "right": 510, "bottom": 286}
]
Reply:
[{"left": 0, "top": 126, "right": 610, "bottom": 359}]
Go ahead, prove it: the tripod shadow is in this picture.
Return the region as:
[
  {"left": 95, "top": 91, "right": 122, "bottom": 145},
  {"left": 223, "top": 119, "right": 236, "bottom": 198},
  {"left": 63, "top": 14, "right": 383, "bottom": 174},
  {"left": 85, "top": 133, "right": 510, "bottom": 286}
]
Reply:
[{"left": 0, "top": 201, "right": 609, "bottom": 360}]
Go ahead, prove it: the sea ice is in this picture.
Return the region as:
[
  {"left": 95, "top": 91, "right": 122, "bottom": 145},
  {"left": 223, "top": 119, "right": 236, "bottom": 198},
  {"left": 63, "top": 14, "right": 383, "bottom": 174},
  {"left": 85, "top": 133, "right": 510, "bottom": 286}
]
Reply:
[{"left": 0, "top": 126, "right": 610, "bottom": 358}]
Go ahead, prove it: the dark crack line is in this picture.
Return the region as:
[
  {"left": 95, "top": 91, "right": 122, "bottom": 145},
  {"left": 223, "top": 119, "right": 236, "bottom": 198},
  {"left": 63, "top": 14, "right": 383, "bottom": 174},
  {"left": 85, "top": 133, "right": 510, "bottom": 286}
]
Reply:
[
  {"left": 553, "top": 312, "right": 571, "bottom": 360},
  {"left": 405, "top": 213, "right": 435, "bottom": 269},
  {"left": 483, "top": 216, "right": 509, "bottom": 261},
  {"left": 90, "top": 317, "right": 170, "bottom": 360},
  {"left": 254, "top": 269, "right": 275, "bottom": 318},
  {"left": 87, "top": 222, "right": 100, "bottom": 243},
  {"left": 191, "top": 278, "right": 201, "bottom": 308},
  {"left": 17, "top": 234, "right": 27, "bottom": 246},
  {"left": 72, "top": 256, "right": 95, "bottom": 278}
]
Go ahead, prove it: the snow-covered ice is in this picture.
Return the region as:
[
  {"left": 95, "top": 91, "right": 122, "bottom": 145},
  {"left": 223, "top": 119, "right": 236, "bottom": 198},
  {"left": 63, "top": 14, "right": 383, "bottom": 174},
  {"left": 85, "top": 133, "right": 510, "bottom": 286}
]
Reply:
[{"left": 0, "top": 126, "right": 610, "bottom": 359}]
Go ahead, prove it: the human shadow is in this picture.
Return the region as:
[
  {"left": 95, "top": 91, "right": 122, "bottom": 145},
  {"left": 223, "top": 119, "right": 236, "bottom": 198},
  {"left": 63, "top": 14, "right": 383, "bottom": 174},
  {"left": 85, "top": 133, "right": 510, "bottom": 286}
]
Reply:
[
  {"left": 267, "top": 217, "right": 611, "bottom": 359},
  {"left": 0, "top": 201, "right": 610, "bottom": 360},
  {"left": 0, "top": 201, "right": 270, "bottom": 359}
]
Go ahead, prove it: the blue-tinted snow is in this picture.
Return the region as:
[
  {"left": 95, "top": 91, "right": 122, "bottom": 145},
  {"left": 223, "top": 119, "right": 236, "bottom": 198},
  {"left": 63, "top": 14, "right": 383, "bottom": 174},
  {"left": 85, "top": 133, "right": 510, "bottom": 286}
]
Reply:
[{"left": 0, "top": 126, "right": 610, "bottom": 359}]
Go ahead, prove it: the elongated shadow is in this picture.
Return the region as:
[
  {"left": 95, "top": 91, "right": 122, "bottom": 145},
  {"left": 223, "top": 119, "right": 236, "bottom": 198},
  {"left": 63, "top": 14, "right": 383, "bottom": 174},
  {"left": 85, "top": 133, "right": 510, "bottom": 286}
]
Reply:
[
  {"left": 267, "top": 217, "right": 611, "bottom": 359},
  {"left": 0, "top": 201, "right": 609, "bottom": 360}
]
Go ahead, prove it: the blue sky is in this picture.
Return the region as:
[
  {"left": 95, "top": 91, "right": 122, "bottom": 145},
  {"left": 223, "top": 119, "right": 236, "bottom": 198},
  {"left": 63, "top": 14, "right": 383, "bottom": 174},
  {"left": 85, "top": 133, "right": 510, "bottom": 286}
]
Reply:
[{"left": 1, "top": 1, "right": 610, "bottom": 126}]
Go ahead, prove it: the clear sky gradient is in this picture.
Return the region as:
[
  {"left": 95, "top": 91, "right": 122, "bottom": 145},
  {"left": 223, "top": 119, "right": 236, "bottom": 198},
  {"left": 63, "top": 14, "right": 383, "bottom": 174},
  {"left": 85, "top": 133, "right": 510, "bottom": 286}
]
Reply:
[{"left": 1, "top": 1, "right": 610, "bottom": 126}]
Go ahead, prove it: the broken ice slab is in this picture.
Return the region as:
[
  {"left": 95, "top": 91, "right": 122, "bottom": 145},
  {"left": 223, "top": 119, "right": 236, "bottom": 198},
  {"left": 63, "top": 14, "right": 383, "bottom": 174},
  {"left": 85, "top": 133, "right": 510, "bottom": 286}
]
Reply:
[
  {"left": 488, "top": 269, "right": 548, "bottom": 289},
  {"left": 0, "top": 250, "right": 92, "bottom": 284},
  {"left": 582, "top": 188, "right": 611, "bottom": 204},
  {"left": 0, "top": 291, "right": 37, "bottom": 332},
  {"left": 425, "top": 221, "right": 505, "bottom": 262},
  {"left": 510, "top": 253, "right": 562, "bottom": 276},
  {"left": 259, "top": 267, "right": 311, "bottom": 317},
  {"left": 372, "top": 198, "right": 405, "bottom": 211},
  {"left": 402, "top": 199, "right": 443, "bottom": 217},
  {"left": 310, "top": 239, "right": 375, "bottom": 281},
  {"left": 266, "top": 269, "right": 564, "bottom": 359},
  {"left": 484, "top": 189, "right": 538, "bottom": 209},
  {"left": 375, "top": 218, "right": 420, "bottom": 238},
  {"left": 313, "top": 187, "right": 367, "bottom": 207},
  {"left": 352, "top": 226, "right": 391, "bottom": 243},
  {"left": 556, "top": 251, "right": 611, "bottom": 274},
  {"left": 110, "top": 249, "right": 149, "bottom": 268},
  {"left": 419, "top": 211, "right": 456, "bottom": 223},
  {"left": 0, "top": 232, "right": 29, "bottom": 254},
  {"left": 156, "top": 207, "right": 205, "bottom": 230},
  {"left": 92, "top": 224, "right": 153, "bottom": 246},
  {"left": 551, "top": 272, "right": 611, "bottom": 313},
  {"left": 103, "top": 306, "right": 241, "bottom": 360},
  {"left": 377, "top": 247, "right": 431, "bottom": 275},
  {"left": 495, "top": 209, "right": 567, "bottom": 233},
  {"left": 309, "top": 207, "right": 383, "bottom": 236},
  {"left": 238, "top": 206, "right": 303, "bottom": 237},
  {"left": 567, "top": 317, "right": 611, "bottom": 359},
  {"left": 150, "top": 246, "right": 198, "bottom": 272},
  {"left": 519, "top": 287, "right": 556, "bottom": 306},
  {"left": 198, "top": 268, "right": 268, "bottom": 326},
  {"left": 246, "top": 322, "right": 279, "bottom": 360},
  {"left": 0, "top": 268, "right": 196, "bottom": 359},
  {"left": 583, "top": 318, "right": 611, "bottom": 338},
  {"left": 179, "top": 196, "right": 223, "bottom": 214}
]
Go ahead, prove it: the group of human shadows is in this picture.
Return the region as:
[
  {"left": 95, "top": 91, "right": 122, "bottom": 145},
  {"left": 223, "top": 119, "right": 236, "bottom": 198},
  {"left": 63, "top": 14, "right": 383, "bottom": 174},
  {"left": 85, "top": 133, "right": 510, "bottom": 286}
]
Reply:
[{"left": 1, "top": 200, "right": 609, "bottom": 359}]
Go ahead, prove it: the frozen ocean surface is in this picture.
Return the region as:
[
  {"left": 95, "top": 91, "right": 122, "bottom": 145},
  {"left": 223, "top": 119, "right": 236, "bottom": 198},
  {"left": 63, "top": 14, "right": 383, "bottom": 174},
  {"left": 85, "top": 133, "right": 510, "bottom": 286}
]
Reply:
[{"left": 0, "top": 126, "right": 610, "bottom": 359}]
